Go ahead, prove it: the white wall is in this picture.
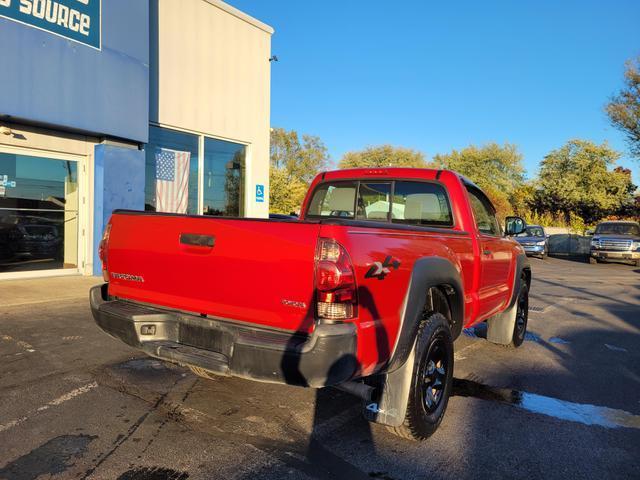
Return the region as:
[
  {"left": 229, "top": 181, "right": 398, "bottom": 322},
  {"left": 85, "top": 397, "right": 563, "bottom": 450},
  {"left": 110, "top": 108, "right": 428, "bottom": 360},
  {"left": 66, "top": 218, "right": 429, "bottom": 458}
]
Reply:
[{"left": 150, "top": 0, "right": 273, "bottom": 218}]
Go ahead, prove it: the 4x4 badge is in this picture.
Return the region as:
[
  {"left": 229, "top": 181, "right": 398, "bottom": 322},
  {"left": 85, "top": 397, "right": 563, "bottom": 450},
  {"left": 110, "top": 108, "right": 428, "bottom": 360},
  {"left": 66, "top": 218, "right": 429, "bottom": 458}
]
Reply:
[{"left": 365, "top": 256, "right": 400, "bottom": 280}]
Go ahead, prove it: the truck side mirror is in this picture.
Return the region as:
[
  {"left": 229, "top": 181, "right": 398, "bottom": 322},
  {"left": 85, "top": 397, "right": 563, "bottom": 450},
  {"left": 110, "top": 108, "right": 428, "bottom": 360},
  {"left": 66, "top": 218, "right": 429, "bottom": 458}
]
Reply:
[
  {"left": 585, "top": 229, "right": 594, "bottom": 236},
  {"left": 505, "top": 216, "right": 526, "bottom": 236}
]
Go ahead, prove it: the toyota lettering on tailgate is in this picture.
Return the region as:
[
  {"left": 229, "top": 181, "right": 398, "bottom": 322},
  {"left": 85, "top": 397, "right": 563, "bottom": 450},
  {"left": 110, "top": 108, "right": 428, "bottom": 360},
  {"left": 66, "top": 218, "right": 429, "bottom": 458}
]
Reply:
[{"left": 111, "top": 272, "right": 145, "bottom": 283}]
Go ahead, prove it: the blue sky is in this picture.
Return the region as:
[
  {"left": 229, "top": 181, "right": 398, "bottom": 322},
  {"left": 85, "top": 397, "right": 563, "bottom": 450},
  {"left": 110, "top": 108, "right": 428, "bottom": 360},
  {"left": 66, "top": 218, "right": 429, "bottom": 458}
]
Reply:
[{"left": 230, "top": 0, "right": 640, "bottom": 181}]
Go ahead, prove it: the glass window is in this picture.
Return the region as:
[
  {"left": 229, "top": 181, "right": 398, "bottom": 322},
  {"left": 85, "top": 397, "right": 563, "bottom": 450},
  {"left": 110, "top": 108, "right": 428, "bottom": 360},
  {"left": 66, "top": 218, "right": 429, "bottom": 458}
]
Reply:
[
  {"left": 356, "top": 183, "right": 391, "bottom": 221},
  {"left": 145, "top": 126, "right": 199, "bottom": 214},
  {"left": 467, "top": 188, "right": 500, "bottom": 235},
  {"left": 0, "top": 152, "right": 78, "bottom": 273},
  {"left": 307, "top": 182, "right": 356, "bottom": 218},
  {"left": 516, "top": 226, "right": 544, "bottom": 238},
  {"left": 203, "top": 138, "right": 246, "bottom": 217},
  {"left": 595, "top": 223, "right": 640, "bottom": 236},
  {"left": 392, "top": 182, "right": 453, "bottom": 227}
]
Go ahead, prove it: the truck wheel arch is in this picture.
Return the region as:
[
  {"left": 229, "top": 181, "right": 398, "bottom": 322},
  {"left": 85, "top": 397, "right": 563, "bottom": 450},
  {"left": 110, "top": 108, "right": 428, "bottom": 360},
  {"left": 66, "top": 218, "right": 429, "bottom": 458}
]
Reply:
[{"left": 388, "top": 256, "right": 464, "bottom": 373}]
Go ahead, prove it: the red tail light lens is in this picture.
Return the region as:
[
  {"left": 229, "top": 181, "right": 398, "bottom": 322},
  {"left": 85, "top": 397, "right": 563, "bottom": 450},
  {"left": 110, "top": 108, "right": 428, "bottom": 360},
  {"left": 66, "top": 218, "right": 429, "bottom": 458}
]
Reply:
[
  {"left": 98, "top": 222, "right": 112, "bottom": 282},
  {"left": 315, "top": 238, "right": 357, "bottom": 320}
]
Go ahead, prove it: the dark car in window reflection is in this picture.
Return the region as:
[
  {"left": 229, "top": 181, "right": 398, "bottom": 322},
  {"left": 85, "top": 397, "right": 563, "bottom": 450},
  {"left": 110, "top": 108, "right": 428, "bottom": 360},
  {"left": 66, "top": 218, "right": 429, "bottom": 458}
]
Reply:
[{"left": 0, "top": 216, "right": 63, "bottom": 267}]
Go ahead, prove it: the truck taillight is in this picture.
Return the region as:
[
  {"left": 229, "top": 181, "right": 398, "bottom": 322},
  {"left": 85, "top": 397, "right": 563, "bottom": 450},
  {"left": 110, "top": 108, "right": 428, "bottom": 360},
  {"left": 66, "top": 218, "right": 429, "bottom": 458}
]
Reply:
[
  {"left": 98, "top": 222, "right": 112, "bottom": 282},
  {"left": 315, "top": 238, "right": 357, "bottom": 320}
]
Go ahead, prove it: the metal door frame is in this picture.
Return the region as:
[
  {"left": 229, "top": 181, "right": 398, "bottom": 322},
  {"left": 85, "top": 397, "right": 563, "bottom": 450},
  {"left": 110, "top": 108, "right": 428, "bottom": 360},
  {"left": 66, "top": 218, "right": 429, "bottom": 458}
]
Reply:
[{"left": 0, "top": 145, "right": 87, "bottom": 280}]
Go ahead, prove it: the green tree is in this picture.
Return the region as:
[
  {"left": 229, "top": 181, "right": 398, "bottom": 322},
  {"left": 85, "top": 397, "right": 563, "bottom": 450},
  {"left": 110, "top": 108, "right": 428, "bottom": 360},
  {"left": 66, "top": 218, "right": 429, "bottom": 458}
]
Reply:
[
  {"left": 270, "top": 127, "right": 330, "bottom": 183},
  {"left": 269, "top": 127, "right": 330, "bottom": 213},
  {"left": 510, "top": 183, "right": 537, "bottom": 216},
  {"left": 269, "top": 168, "right": 309, "bottom": 215},
  {"left": 338, "top": 145, "right": 427, "bottom": 169},
  {"left": 534, "top": 140, "right": 635, "bottom": 224},
  {"left": 606, "top": 56, "right": 640, "bottom": 160},
  {"left": 432, "top": 143, "right": 525, "bottom": 195},
  {"left": 432, "top": 143, "right": 526, "bottom": 220}
]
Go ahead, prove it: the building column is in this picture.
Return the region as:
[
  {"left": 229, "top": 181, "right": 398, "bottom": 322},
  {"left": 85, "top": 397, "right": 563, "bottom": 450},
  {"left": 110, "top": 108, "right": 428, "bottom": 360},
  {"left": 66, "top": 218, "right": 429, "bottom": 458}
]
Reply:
[{"left": 92, "top": 143, "right": 145, "bottom": 276}]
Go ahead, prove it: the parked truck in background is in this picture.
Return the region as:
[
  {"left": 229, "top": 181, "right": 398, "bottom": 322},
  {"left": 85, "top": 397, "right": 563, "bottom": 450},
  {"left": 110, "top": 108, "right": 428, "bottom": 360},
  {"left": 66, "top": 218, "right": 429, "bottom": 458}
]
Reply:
[
  {"left": 90, "top": 168, "right": 531, "bottom": 440},
  {"left": 589, "top": 221, "right": 640, "bottom": 266}
]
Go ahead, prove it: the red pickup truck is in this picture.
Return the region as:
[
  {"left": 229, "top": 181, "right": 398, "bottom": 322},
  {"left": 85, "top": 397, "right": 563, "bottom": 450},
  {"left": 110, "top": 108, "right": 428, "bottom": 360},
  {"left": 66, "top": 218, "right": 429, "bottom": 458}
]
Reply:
[{"left": 91, "top": 168, "right": 530, "bottom": 440}]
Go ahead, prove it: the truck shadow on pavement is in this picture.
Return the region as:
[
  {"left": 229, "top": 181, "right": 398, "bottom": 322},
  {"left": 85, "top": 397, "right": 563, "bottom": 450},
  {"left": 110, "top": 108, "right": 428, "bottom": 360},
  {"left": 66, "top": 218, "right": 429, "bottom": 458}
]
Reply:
[{"left": 268, "top": 285, "right": 390, "bottom": 480}]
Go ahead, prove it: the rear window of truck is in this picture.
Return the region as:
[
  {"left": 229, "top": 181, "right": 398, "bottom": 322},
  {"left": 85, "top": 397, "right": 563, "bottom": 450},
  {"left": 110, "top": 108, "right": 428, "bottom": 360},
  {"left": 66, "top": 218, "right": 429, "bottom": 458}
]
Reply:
[{"left": 306, "top": 180, "right": 453, "bottom": 227}]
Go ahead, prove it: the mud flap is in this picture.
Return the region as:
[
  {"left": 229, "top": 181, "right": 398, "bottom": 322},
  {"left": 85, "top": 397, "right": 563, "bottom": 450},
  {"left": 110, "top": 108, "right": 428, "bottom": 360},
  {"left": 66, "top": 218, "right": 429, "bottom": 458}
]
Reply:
[
  {"left": 362, "top": 343, "right": 416, "bottom": 427},
  {"left": 486, "top": 300, "right": 518, "bottom": 345},
  {"left": 487, "top": 254, "right": 529, "bottom": 345}
]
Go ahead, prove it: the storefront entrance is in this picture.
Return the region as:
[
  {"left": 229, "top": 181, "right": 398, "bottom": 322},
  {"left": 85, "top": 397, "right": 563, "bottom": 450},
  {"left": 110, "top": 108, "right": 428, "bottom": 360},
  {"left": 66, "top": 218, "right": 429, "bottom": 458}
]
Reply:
[{"left": 0, "top": 147, "right": 85, "bottom": 278}]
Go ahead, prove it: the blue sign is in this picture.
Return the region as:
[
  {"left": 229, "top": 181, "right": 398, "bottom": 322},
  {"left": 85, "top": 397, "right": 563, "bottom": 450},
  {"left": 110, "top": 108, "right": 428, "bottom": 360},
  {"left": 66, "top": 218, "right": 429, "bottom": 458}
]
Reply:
[
  {"left": 255, "top": 184, "right": 265, "bottom": 203},
  {"left": 0, "top": 0, "right": 101, "bottom": 50}
]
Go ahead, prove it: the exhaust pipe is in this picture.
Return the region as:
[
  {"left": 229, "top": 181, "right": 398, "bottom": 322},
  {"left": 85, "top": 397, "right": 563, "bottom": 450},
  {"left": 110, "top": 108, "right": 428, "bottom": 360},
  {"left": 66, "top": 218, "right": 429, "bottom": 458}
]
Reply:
[{"left": 335, "top": 381, "right": 375, "bottom": 401}]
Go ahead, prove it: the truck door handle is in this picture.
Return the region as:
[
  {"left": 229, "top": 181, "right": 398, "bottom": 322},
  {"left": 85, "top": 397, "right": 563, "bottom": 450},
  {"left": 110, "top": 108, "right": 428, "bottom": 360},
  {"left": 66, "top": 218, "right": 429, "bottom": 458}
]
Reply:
[
  {"left": 180, "top": 233, "right": 215, "bottom": 248},
  {"left": 483, "top": 249, "right": 492, "bottom": 256}
]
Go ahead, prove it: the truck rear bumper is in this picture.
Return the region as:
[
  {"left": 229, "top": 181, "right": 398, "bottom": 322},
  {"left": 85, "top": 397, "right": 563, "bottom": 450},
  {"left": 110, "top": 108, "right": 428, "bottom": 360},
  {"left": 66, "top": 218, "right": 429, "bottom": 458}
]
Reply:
[{"left": 90, "top": 284, "right": 357, "bottom": 388}]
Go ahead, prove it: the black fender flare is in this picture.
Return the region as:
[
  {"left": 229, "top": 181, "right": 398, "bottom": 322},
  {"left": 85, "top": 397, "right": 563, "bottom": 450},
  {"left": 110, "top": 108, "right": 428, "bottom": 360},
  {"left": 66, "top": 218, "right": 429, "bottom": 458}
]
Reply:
[
  {"left": 387, "top": 256, "right": 464, "bottom": 373},
  {"left": 363, "top": 254, "right": 530, "bottom": 427},
  {"left": 362, "top": 256, "right": 462, "bottom": 427}
]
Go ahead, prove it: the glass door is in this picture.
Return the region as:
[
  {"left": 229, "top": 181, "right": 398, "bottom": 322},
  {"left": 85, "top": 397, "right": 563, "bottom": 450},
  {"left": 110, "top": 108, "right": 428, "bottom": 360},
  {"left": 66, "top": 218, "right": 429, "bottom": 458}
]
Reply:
[
  {"left": 202, "top": 137, "right": 246, "bottom": 217},
  {"left": 0, "top": 150, "right": 81, "bottom": 275}
]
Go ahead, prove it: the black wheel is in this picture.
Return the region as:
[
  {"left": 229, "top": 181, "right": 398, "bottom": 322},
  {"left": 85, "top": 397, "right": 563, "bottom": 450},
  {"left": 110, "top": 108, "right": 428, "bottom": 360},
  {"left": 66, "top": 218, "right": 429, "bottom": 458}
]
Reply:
[
  {"left": 387, "top": 312, "right": 453, "bottom": 440},
  {"left": 510, "top": 276, "right": 529, "bottom": 348}
]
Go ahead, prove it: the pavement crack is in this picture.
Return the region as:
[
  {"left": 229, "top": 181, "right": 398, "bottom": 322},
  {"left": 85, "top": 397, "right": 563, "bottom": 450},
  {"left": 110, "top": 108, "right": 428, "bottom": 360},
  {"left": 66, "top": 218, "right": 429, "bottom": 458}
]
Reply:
[{"left": 80, "top": 377, "right": 182, "bottom": 480}]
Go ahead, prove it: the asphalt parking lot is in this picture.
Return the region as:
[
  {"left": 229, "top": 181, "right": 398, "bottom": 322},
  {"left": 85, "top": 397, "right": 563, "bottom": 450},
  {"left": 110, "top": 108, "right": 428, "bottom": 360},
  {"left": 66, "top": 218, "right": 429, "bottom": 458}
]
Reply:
[{"left": 1, "top": 256, "right": 639, "bottom": 480}]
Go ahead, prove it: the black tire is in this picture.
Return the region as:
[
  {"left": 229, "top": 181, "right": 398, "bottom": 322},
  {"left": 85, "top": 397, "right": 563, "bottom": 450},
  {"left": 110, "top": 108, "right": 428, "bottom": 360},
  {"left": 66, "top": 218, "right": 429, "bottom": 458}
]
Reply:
[
  {"left": 510, "top": 275, "right": 529, "bottom": 348},
  {"left": 387, "top": 312, "right": 454, "bottom": 440}
]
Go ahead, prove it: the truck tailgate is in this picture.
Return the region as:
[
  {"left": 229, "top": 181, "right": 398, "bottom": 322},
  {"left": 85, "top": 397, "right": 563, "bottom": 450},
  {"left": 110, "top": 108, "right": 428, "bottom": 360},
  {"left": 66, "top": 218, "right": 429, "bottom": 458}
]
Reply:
[{"left": 105, "top": 212, "right": 320, "bottom": 332}]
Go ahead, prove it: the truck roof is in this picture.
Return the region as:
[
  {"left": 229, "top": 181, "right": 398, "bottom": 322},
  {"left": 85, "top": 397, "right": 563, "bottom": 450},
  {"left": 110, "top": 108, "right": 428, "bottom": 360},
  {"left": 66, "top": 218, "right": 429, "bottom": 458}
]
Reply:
[
  {"left": 318, "top": 167, "right": 482, "bottom": 191},
  {"left": 322, "top": 167, "right": 440, "bottom": 181},
  {"left": 318, "top": 167, "right": 478, "bottom": 188}
]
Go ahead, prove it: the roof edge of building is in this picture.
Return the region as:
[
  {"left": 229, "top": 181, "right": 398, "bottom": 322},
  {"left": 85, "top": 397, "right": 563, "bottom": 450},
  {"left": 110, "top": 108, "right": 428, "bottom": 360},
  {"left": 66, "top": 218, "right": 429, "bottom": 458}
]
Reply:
[{"left": 204, "top": 0, "right": 274, "bottom": 34}]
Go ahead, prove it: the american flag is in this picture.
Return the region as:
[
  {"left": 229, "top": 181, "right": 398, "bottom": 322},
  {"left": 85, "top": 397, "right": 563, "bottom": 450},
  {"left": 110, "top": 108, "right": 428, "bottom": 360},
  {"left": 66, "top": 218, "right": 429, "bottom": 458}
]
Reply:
[{"left": 155, "top": 148, "right": 190, "bottom": 213}]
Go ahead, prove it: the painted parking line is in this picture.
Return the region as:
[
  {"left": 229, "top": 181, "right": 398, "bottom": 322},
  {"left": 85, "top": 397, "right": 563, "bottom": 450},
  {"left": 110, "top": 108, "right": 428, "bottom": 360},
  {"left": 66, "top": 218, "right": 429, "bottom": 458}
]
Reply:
[
  {"left": 0, "top": 382, "right": 98, "bottom": 433},
  {"left": 454, "top": 378, "right": 640, "bottom": 429},
  {"left": 454, "top": 341, "right": 484, "bottom": 361},
  {"left": 0, "top": 333, "right": 36, "bottom": 353}
]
